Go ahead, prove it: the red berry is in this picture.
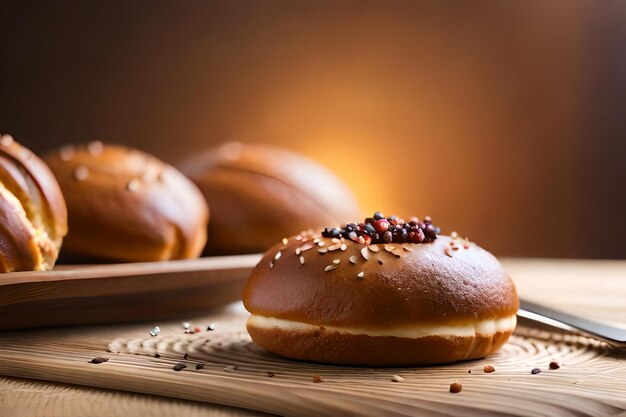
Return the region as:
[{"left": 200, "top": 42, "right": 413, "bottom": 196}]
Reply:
[
  {"left": 362, "top": 235, "right": 372, "bottom": 245},
  {"left": 373, "top": 219, "right": 389, "bottom": 233},
  {"left": 194, "top": 326, "right": 201, "bottom": 333}
]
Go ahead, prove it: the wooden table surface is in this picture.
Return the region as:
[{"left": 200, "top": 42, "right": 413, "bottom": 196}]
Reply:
[{"left": 1, "top": 258, "right": 624, "bottom": 417}]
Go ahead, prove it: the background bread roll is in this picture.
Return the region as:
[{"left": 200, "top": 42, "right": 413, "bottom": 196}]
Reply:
[
  {"left": 45, "top": 142, "right": 208, "bottom": 263},
  {"left": 0, "top": 134, "right": 67, "bottom": 272},
  {"left": 179, "top": 142, "right": 361, "bottom": 255}
]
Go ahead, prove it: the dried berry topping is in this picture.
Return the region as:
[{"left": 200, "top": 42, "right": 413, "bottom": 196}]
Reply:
[
  {"left": 549, "top": 361, "right": 560, "bottom": 370},
  {"left": 449, "top": 382, "right": 462, "bottom": 393},
  {"left": 322, "top": 212, "right": 440, "bottom": 245}
]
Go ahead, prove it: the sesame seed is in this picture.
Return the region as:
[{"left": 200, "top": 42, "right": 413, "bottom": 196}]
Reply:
[
  {"left": 451, "top": 231, "right": 458, "bottom": 239},
  {"left": 331, "top": 238, "right": 340, "bottom": 244},
  {"left": 274, "top": 251, "right": 282, "bottom": 260},
  {"left": 360, "top": 247, "right": 370, "bottom": 260},
  {"left": 317, "top": 241, "right": 325, "bottom": 246},
  {"left": 318, "top": 248, "right": 328, "bottom": 254},
  {"left": 149, "top": 326, "right": 160, "bottom": 337},
  {"left": 384, "top": 245, "right": 395, "bottom": 252},
  {"left": 313, "top": 238, "right": 321, "bottom": 243},
  {"left": 299, "top": 256, "right": 305, "bottom": 265},
  {"left": 378, "top": 259, "right": 384, "bottom": 265},
  {"left": 357, "top": 272, "right": 365, "bottom": 279},
  {"left": 74, "top": 165, "right": 89, "bottom": 181},
  {"left": 224, "top": 366, "right": 237, "bottom": 373},
  {"left": 340, "top": 243, "right": 347, "bottom": 251},
  {"left": 367, "top": 245, "right": 379, "bottom": 253},
  {"left": 332, "top": 259, "right": 340, "bottom": 265},
  {"left": 282, "top": 238, "right": 288, "bottom": 245},
  {"left": 325, "top": 265, "right": 338, "bottom": 272},
  {"left": 59, "top": 145, "right": 74, "bottom": 161},
  {"left": 403, "top": 246, "right": 413, "bottom": 252},
  {"left": 295, "top": 248, "right": 301, "bottom": 255},
  {"left": 531, "top": 368, "right": 541, "bottom": 374},
  {"left": 87, "top": 140, "right": 104, "bottom": 156},
  {"left": 0, "top": 135, "right": 14, "bottom": 147},
  {"left": 295, "top": 235, "right": 303, "bottom": 241},
  {"left": 299, "top": 244, "right": 314, "bottom": 252},
  {"left": 207, "top": 323, "right": 216, "bottom": 331},
  {"left": 182, "top": 321, "right": 190, "bottom": 329},
  {"left": 391, "top": 375, "right": 404, "bottom": 382},
  {"left": 349, "top": 256, "right": 358, "bottom": 264},
  {"left": 269, "top": 262, "right": 274, "bottom": 269},
  {"left": 126, "top": 179, "right": 140, "bottom": 191},
  {"left": 328, "top": 244, "right": 341, "bottom": 251}
]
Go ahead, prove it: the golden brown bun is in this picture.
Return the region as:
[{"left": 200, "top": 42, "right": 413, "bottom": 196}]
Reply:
[
  {"left": 243, "top": 233, "right": 518, "bottom": 365},
  {"left": 45, "top": 142, "right": 208, "bottom": 263},
  {"left": 179, "top": 142, "right": 360, "bottom": 255},
  {"left": 0, "top": 134, "right": 68, "bottom": 272},
  {"left": 247, "top": 326, "right": 514, "bottom": 366}
]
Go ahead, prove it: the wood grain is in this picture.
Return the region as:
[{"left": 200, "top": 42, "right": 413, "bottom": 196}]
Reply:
[
  {"left": 0, "top": 258, "right": 624, "bottom": 417},
  {"left": 0, "top": 255, "right": 261, "bottom": 330}
]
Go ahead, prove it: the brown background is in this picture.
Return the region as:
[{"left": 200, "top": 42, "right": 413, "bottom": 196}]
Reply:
[{"left": 1, "top": 1, "right": 625, "bottom": 259}]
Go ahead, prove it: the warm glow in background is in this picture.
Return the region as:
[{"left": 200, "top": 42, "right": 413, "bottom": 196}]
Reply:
[{"left": 1, "top": 2, "right": 625, "bottom": 258}]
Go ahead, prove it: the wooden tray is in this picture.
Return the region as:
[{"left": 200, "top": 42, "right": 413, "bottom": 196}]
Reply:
[{"left": 0, "top": 254, "right": 262, "bottom": 330}]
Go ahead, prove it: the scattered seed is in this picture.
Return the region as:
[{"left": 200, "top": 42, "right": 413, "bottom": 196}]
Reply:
[
  {"left": 59, "top": 145, "right": 74, "bottom": 160},
  {"left": 299, "top": 256, "right": 305, "bottom": 265},
  {"left": 402, "top": 246, "right": 413, "bottom": 252},
  {"left": 328, "top": 244, "right": 341, "bottom": 251},
  {"left": 274, "top": 251, "right": 282, "bottom": 260},
  {"left": 269, "top": 261, "right": 274, "bottom": 269},
  {"left": 483, "top": 365, "right": 495, "bottom": 373},
  {"left": 549, "top": 361, "right": 560, "bottom": 370},
  {"left": 331, "top": 238, "right": 340, "bottom": 243},
  {"left": 391, "top": 375, "right": 404, "bottom": 382},
  {"left": 207, "top": 323, "right": 216, "bottom": 331},
  {"left": 317, "top": 241, "right": 325, "bottom": 246},
  {"left": 451, "top": 231, "right": 458, "bottom": 239},
  {"left": 367, "top": 245, "right": 380, "bottom": 253},
  {"left": 282, "top": 238, "right": 288, "bottom": 245},
  {"left": 182, "top": 321, "right": 191, "bottom": 330},
  {"left": 384, "top": 245, "right": 395, "bottom": 252},
  {"left": 361, "top": 247, "right": 370, "bottom": 260},
  {"left": 267, "top": 371, "right": 275, "bottom": 377},
  {"left": 332, "top": 259, "right": 340, "bottom": 265},
  {"left": 312, "top": 374, "right": 323, "bottom": 383},
  {"left": 126, "top": 179, "right": 140, "bottom": 191},
  {"left": 89, "top": 357, "right": 109, "bottom": 364},
  {"left": 150, "top": 326, "right": 160, "bottom": 337},
  {"left": 340, "top": 243, "right": 347, "bottom": 251},
  {"left": 449, "top": 382, "right": 462, "bottom": 393},
  {"left": 357, "top": 272, "right": 365, "bottom": 280},
  {"left": 318, "top": 248, "right": 328, "bottom": 254},
  {"left": 196, "top": 363, "right": 205, "bottom": 370},
  {"left": 173, "top": 363, "right": 187, "bottom": 371},
  {"left": 325, "top": 265, "right": 338, "bottom": 272},
  {"left": 531, "top": 368, "right": 541, "bottom": 374}
]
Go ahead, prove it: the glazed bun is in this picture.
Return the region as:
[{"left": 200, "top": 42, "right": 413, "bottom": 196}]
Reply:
[
  {"left": 244, "top": 214, "right": 518, "bottom": 366},
  {"left": 0, "top": 134, "right": 68, "bottom": 272},
  {"left": 45, "top": 142, "right": 208, "bottom": 263},
  {"left": 179, "top": 142, "right": 360, "bottom": 255}
]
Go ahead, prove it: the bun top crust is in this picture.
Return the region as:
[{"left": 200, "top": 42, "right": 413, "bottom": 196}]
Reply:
[
  {"left": 243, "top": 234, "right": 518, "bottom": 328},
  {"left": 179, "top": 142, "right": 360, "bottom": 255},
  {"left": 45, "top": 143, "right": 208, "bottom": 262},
  {"left": 0, "top": 134, "right": 68, "bottom": 271}
]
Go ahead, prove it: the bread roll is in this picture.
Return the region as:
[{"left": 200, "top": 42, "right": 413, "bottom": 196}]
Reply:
[
  {"left": 0, "top": 134, "right": 67, "bottom": 272},
  {"left": 244, "top": 213, "right": 518, "bottom": 366},
  {"left": 45, "top": 142, "right": 208, "bottom": 262},
  {"left": 179, "top": 142, "right": 360, "bottom": 255}
]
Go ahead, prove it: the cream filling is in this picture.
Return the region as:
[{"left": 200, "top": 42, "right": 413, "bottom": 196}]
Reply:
[{"left": 248, "top": 314, "right": 517, "bottom": 339}]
